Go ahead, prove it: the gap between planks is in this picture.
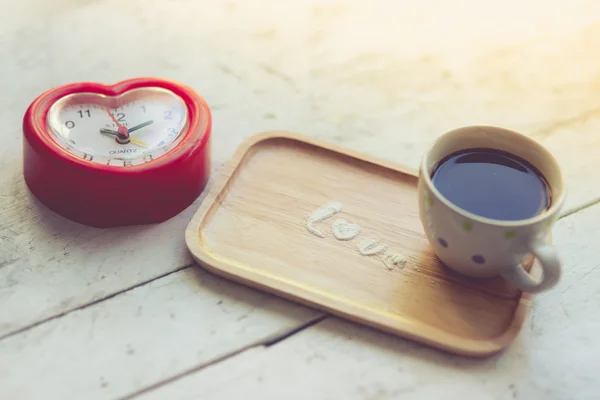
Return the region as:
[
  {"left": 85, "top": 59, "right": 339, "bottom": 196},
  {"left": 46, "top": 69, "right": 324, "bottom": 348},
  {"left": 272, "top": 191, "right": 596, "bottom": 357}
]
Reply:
[
  {"left": 118, "top": 314, "right": 328, "bottom": 400},
  {"left": 531, "top": 105, "right": 600, "bottom": 139},
  {"left": 114, "top": 199, "right": 600, "bottom": 400},
  {"left": 114, "top": 200, "right": 600, "bottom": 399},
  {"left": 0, "top": 200, "right": 598, "bottom": 399},
  {"left": 1, "top": 197, "right": 599, "bottom": 344},
  {"left": 0, "top": 263, "right": 195, "bottom": 342},
  {"left": 558, "top": 197, "right": 600, "bottom": 220}
]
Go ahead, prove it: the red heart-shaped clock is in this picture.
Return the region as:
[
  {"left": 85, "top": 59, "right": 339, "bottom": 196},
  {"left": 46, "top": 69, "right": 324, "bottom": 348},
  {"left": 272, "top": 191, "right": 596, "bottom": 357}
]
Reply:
[{"left": 22, "top": 77, "right": 212, "bottom": 228}]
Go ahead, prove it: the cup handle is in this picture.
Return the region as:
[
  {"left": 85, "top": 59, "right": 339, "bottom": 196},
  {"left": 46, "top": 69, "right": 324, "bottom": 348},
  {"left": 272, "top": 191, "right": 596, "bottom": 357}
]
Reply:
[{"left": 501, "top": 239, "right": 562, "bottom": 293}]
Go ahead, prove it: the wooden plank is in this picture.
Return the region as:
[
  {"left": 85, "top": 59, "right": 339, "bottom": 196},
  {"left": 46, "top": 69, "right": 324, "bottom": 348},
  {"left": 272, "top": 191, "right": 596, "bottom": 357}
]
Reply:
[
  {"left": 304, "top": 4, "right": 600, "bottom": 213},
  {"left": 533, "top": 116, "right": 600, "bottom": 215},
  {"left": 0, "top": 0, "right": 316, "bottom": 337},
  {"left": 135, "top": 203, "right": 600, "bottom": 400},
  {"left": 0, "top": 267, "right": 320, "bottom": 400},
  {"left": 0, "top": 0, "right": 599, "bottom": 367}
]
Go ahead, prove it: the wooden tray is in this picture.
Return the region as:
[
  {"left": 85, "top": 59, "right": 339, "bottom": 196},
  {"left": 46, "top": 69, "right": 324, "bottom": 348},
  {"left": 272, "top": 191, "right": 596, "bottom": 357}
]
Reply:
[{"left": 185, "top": 132, "right": 539, "bottom": 357}]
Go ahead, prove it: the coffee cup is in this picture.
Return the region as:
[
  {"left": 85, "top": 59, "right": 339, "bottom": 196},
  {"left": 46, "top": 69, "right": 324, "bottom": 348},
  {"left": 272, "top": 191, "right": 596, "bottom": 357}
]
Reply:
[{"left": 418, "top": 125, "right": 565, "bottom": 293}]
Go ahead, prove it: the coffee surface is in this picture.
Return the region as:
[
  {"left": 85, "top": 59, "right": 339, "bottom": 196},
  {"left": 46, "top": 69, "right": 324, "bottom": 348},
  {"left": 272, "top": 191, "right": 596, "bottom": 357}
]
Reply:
[{"left": 431, "top": 148, "right": 550, "bottom": 221}]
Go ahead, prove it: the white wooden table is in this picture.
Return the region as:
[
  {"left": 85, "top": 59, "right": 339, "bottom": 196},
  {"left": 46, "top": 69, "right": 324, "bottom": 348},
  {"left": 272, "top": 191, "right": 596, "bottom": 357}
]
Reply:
[{"left": 2, "top": 1, "right": 600, "bottom": 399}]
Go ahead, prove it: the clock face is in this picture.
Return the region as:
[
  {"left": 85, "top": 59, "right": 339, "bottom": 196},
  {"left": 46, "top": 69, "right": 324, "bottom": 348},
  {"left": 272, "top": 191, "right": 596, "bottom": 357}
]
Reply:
[{"left": 46, "top": 87, "right": 188, "bottom": 166}]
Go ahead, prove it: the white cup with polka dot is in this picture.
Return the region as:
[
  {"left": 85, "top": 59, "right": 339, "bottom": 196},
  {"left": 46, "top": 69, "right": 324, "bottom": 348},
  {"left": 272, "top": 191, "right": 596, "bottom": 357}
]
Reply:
[{"left": 418, "top": 125, "right": 565, "bottom": 293}]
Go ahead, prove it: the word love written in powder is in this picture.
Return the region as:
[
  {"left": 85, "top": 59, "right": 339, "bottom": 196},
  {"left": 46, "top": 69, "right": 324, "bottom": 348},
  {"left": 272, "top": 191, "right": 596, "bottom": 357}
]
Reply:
[{"left": 304, "top": 202, "right": 407, "bottom": 270}]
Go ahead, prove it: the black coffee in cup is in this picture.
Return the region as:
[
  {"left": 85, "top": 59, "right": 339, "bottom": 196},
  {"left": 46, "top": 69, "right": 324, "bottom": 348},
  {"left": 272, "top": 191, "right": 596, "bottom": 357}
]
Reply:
[{"left": 431, "top": 148, "right": 551, "bottom": 221}]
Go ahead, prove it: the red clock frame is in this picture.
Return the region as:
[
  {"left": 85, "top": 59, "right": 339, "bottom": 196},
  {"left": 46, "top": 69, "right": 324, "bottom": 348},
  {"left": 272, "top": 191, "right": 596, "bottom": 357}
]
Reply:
[{"left": 22, "top": 77, "right": 212, "bottom": 228}]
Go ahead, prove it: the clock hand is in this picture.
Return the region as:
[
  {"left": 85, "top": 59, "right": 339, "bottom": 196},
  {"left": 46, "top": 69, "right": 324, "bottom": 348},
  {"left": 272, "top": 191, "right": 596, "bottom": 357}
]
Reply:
[
  {"left": 100, "top": 129, "right": 148, "bottom": 147},
  {"left": 105, "top": 110, "right": 129, "bottom": 137},
  {"left": 100, "top": 128, "right": 128, "bottom": 141},
  {"left": 126, "top": 138, "right": 148, "bottom": 147},
  {"left": 127, "top": 120, "right": 153, "bottom": 133}
]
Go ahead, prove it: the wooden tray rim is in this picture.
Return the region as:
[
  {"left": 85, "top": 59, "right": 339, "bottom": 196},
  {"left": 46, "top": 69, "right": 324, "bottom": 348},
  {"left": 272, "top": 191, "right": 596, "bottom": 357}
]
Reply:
[{"left": 185, "top": 131, "right": 533, "bottom": 358}]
